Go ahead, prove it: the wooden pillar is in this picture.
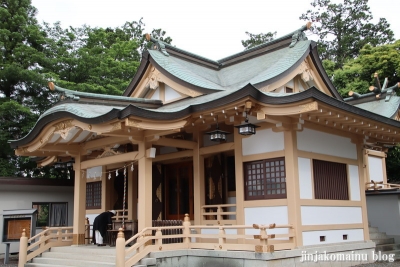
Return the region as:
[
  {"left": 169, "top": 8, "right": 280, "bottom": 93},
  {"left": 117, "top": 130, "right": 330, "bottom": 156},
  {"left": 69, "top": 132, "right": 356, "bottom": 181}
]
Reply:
[
  {"left": 284, "top": 129, "right": 302, "bottom": 247},
  {"left": 234, "top": 128, "right": 245, "bottom": 236},
  {"left": 193, "top": 131, "right": 205, "bottom": 225},
  {"left": 138, "top": 142, "right": 152, "bottom": 231},
  {"left": 72, "top": 154, "right": 86, "bottom": 245},
  {"left": 357, "top": 142, "right": 370, "bottom": 241}
]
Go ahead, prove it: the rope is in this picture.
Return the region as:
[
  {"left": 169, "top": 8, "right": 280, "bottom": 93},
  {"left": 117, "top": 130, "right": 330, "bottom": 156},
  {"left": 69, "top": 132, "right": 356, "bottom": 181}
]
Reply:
[{"left": 122, "top": 166, "right": 127, "bottom": 229}]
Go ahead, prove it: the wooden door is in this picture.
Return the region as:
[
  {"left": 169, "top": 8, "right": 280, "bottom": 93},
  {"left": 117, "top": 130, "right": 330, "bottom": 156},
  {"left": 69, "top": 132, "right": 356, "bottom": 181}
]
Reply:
[{"left": 165, "top": 162, "right": 193, "bottom": 220}]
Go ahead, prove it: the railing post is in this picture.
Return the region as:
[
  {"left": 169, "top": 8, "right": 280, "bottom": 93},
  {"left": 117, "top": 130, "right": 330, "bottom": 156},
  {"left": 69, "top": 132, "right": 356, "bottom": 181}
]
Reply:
[
  {"left": 85, "top": 217, "right": 90, "bottom": 244},
  {"left": 115, "top": 228, "right": 125, "bottom": 267},
  {"left": 57, "top": 227, "right": 62, "bottom": 242},
  {"left": 183, "top": 214, "right": 191, "bottom": 247},
  {"left": 155, "top": 228, "right": 163, "bottom": 249},
  {"left": 218, "top": 227, "right": 226, "bottom": 250},
  {"left": 18, "top": 229, "right": 28, "bottom": 267}
]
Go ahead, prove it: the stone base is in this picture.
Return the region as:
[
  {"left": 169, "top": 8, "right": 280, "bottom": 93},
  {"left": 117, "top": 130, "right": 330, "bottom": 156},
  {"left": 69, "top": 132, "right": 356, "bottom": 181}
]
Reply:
[{"left": 149, "top": 241, "right": 377, "bottom": 267}]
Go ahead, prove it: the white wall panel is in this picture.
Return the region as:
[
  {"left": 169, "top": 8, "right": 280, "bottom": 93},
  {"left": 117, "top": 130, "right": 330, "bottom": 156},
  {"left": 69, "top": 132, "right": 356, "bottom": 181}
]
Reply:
[
  {"left": 165, "top": 84, "right": 181, "bottom": 102},
  {"left": 368, "top": 156, "right": 384, "bottom": 182},
  {"left": 297, "top": 128, "right": 357, "bottom": 159},
  {"left": 244, "top": 206, "right": 288, "bottom": 235},
  {"left": 150, "top": 88, "right": 160, "bottom": 100},
  {"left": 302, "top": 229, "right": 364, "bottom": 246},
  {"left": 242, "top": 129, "right": 284, "bottom": 156},
  {"left": 298, "top": 157, "right": 313, "bottom": 199},
  {"left": 349, "top": 165, "right": 361, "bottom": 201},
  {"left": 301, "top": 206, "right": 362, "bottom": 225}
]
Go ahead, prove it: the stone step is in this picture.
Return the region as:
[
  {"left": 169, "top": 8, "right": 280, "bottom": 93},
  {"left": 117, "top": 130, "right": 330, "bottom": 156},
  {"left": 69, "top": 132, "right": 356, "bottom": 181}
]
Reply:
[
  {"left": 368, "top": 226, "right": 380, "bottom": 233},
  {"left": 25, "top": 264, "right": 70, "bottom": 267},
  {"left": 370, "top": 232, "right": 389, "bottom": 239},
  {"left": 372, "top": 237, "right": 395, "bottom": 245},
  {"left": 31, "top": 257, "right": 114, "bottom": 267},
  {"left": 41, "top": 251, "right": 115, "bottom": 263},
  {"left": 373, "top": 250, "right": 400, "bottom": 262},
  {"left": 51, "top": 245, "right": 116, "bottom": 256},
  {"left": 375, "top": 243, "right": 400, "bottom": 252}
]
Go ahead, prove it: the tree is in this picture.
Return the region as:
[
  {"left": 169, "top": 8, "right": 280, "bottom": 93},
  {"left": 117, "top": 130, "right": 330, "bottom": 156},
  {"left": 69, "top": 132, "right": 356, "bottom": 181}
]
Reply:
[
  {"left": 241, "top": 31, "right": 276, "bottom": 50},
  {"left": 330, "top": 40, "right": 400, "bottom": 97},
  {"left": 300, "top": 0, "right": 394, "bottom": 68},
  {"left": 387, "top": 145, "right": 400, "bottom": 183},
  {"left": 42, "top": 20, "right": 172, "bottom": 95}
]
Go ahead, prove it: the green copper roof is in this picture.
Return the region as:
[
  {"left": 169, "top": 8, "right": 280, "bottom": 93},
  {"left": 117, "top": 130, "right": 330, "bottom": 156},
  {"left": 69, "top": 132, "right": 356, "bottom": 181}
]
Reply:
[
  {"left": 354, "top": 96, "right": 400, "bottom": 119},
  {"left": 149, "top": 40, "right": 311, "bottom": 91},
  {"left": 39, "top": 103, "right": 123, "bottom": 120}
]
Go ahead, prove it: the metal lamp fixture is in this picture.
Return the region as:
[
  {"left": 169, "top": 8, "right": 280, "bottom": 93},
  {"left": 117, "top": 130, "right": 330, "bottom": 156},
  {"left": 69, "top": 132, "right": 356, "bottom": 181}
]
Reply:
[
  {"left": 206, "top": 116, "right": 230, "bottom": 142},
  {"left": 235, "top": 112, "right": 260, "bottom": 136}
]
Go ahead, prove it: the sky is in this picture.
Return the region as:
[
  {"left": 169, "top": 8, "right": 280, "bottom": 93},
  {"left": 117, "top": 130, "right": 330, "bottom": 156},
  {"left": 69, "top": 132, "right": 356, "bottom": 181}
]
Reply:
[{"left": 31, "top": 0, "right": 399, "bottom": 61}]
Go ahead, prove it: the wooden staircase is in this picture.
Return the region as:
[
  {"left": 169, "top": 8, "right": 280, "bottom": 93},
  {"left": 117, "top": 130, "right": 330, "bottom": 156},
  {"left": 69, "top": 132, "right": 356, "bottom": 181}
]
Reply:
[{"left": 24, "top": 245, "right": 156, "bottom": 267}]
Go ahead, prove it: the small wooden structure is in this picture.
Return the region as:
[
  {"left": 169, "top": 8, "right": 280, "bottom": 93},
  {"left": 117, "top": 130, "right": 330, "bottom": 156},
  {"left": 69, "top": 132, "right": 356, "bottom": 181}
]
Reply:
[{"left": 1, "top": 209, "right": 37, "bottom": 264}]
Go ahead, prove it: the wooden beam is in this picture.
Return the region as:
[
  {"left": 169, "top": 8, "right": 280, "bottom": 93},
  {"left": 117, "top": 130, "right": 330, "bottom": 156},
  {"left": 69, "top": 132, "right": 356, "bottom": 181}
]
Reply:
[
  {"left": 82, "top": 136, "right": 130, "bottom": 151},
  {"left": 153, "top": 150, "right": 193, "bottom": 162},
  {"left": 81, "top": 151, "right": 139, "bottom": 169},
  {"left": 199, "top": 142, "right": 235, "bottom": 155},
  {"left": 153, "top": 137, "right": 197, "bottom": 149}
]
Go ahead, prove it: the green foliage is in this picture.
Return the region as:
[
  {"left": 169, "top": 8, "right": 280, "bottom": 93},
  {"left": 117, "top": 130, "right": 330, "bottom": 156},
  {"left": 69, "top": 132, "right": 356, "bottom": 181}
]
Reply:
[
  {"left": 331, "top": 40, "right": 400, "bottom": 98},
  {"left": 300, "top": 0, "right": 394, "bottom": 68},
  {"left": 0, "top": 100, "right": 38, "bottom": 176},
  {"left": 41, "top": 20, "right": 172, "bottom": 95},
  {"left": 387, "top": 145, "right": 400, "bottom": 182},
  {"left": 0, "top": 1, "right": 173, "bottom": 177},
  {"left": 241, "top": 31, "right": 277, "bottom": 50}
]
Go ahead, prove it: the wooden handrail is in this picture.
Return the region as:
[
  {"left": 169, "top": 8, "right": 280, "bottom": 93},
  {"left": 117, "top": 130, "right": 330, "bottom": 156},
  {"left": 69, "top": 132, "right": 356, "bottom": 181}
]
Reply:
[
  {"left": 366, "top": 180, "right": 400, "bottom": 190},
  {"left": 117, "top": 214, "right": 295, "bottom": 267}
]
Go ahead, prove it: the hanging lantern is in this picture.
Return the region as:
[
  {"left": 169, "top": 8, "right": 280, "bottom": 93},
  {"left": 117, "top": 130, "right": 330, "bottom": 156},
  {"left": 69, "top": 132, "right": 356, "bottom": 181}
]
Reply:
[
  {"left": 205, "top": 116, "right": 230, "bottom": 141},
  {"left": 235, "top": 113, "right": 259, "bottom": 136}
]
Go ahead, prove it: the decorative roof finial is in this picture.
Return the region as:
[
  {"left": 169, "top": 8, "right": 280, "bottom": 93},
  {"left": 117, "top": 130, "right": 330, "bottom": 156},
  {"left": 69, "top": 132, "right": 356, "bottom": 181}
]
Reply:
[
  {"left": 145, "top": 33, "right": 169, "bottom": 56},
  {"left": 289, "top": 22, "right": 311, "bottom": 48}
]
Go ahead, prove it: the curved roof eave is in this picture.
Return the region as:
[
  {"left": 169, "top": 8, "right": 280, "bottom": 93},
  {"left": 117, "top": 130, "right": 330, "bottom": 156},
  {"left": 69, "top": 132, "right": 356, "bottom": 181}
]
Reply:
[
  {"left": 308, "top": 42, "right": 343, "bottom": 100},
  {"left": 123, "top": 50, "right": 151, "bottom": 96},
  {"left": 10, "top": 85, "right": 400, "bottom": 148},
  {"left": 9, "top": 107, "right": 122, "bottom": 149}
]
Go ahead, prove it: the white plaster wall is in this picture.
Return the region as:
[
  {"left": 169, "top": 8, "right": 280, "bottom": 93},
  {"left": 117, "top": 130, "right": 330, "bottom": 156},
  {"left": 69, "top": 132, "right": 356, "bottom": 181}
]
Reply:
[
  {"left": 366, "top": 195, "right": 400, "bottom": 238},
  {"left": 0, "top": 185, "right": 74, "bottom": 254},
  {"left": 244, "top": 206, "right": 288, "bottom": 235},
  {"left": 302, "top": 229, "right": 364, "bottom": 246},
  {"left": 301, "top": 206, "right": 362, "bottom": 225},
  {"left": 298, "top": 157, "right": 313, "bottom": 199},
  {"left": 227, "top": 197, "right": 236, "bottom": 220},
  {"left": 150, "top": 88, "right": 160, "bottom": 100},
  {"left": 349, "top": 165, "right": 361, "bottom": 201},
  {"left": 165, "top": 84, "right": 181, "bottom": 102},
  {"left": 297, "top": 128, "right": 357, "bottom": 159},
  {"left": 368, "top": 156, "right": 384, "bottom": 182},
  {"left": 242, "top": 129, "right": 284, "bottom": 156}
]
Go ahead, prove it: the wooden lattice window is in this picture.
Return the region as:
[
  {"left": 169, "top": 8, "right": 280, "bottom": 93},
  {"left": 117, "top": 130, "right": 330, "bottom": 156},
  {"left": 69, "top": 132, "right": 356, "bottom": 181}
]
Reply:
[
  {"left": 313, "top": 159, "right": 349, "bottom": 200},
  {"left": 244, "top": 157, "right": 286, "bottom": 200},
  {"left": 86, "top": 182, "right": 102, "bottom": 209}
]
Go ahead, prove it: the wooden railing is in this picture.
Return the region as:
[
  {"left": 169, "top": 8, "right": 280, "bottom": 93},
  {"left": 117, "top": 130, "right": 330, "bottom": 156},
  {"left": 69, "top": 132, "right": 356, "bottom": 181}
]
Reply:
[
  {"left": 18, "top": 227, "right": 73, "bottom": 267},
  {"left": 366, "top": 180, "right": 400, "bottom": 190},
  {"left": 116, "top": 214, "right": 295, "bottom": 267},
  {"left": 201, "top": 204, "right": 237, "bottom": 225}
]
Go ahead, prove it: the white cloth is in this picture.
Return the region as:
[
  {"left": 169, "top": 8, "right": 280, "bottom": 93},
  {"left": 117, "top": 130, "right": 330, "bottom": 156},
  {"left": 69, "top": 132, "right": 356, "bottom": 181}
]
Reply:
[{"left": 95, "top": 230, "right": 103, "bottom": 244}]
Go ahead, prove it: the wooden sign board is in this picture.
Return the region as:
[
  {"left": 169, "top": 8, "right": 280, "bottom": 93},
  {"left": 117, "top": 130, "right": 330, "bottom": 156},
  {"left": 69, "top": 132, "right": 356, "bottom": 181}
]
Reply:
[{"left": 7, "top": 219, "right": 31, "bottom": 240}]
